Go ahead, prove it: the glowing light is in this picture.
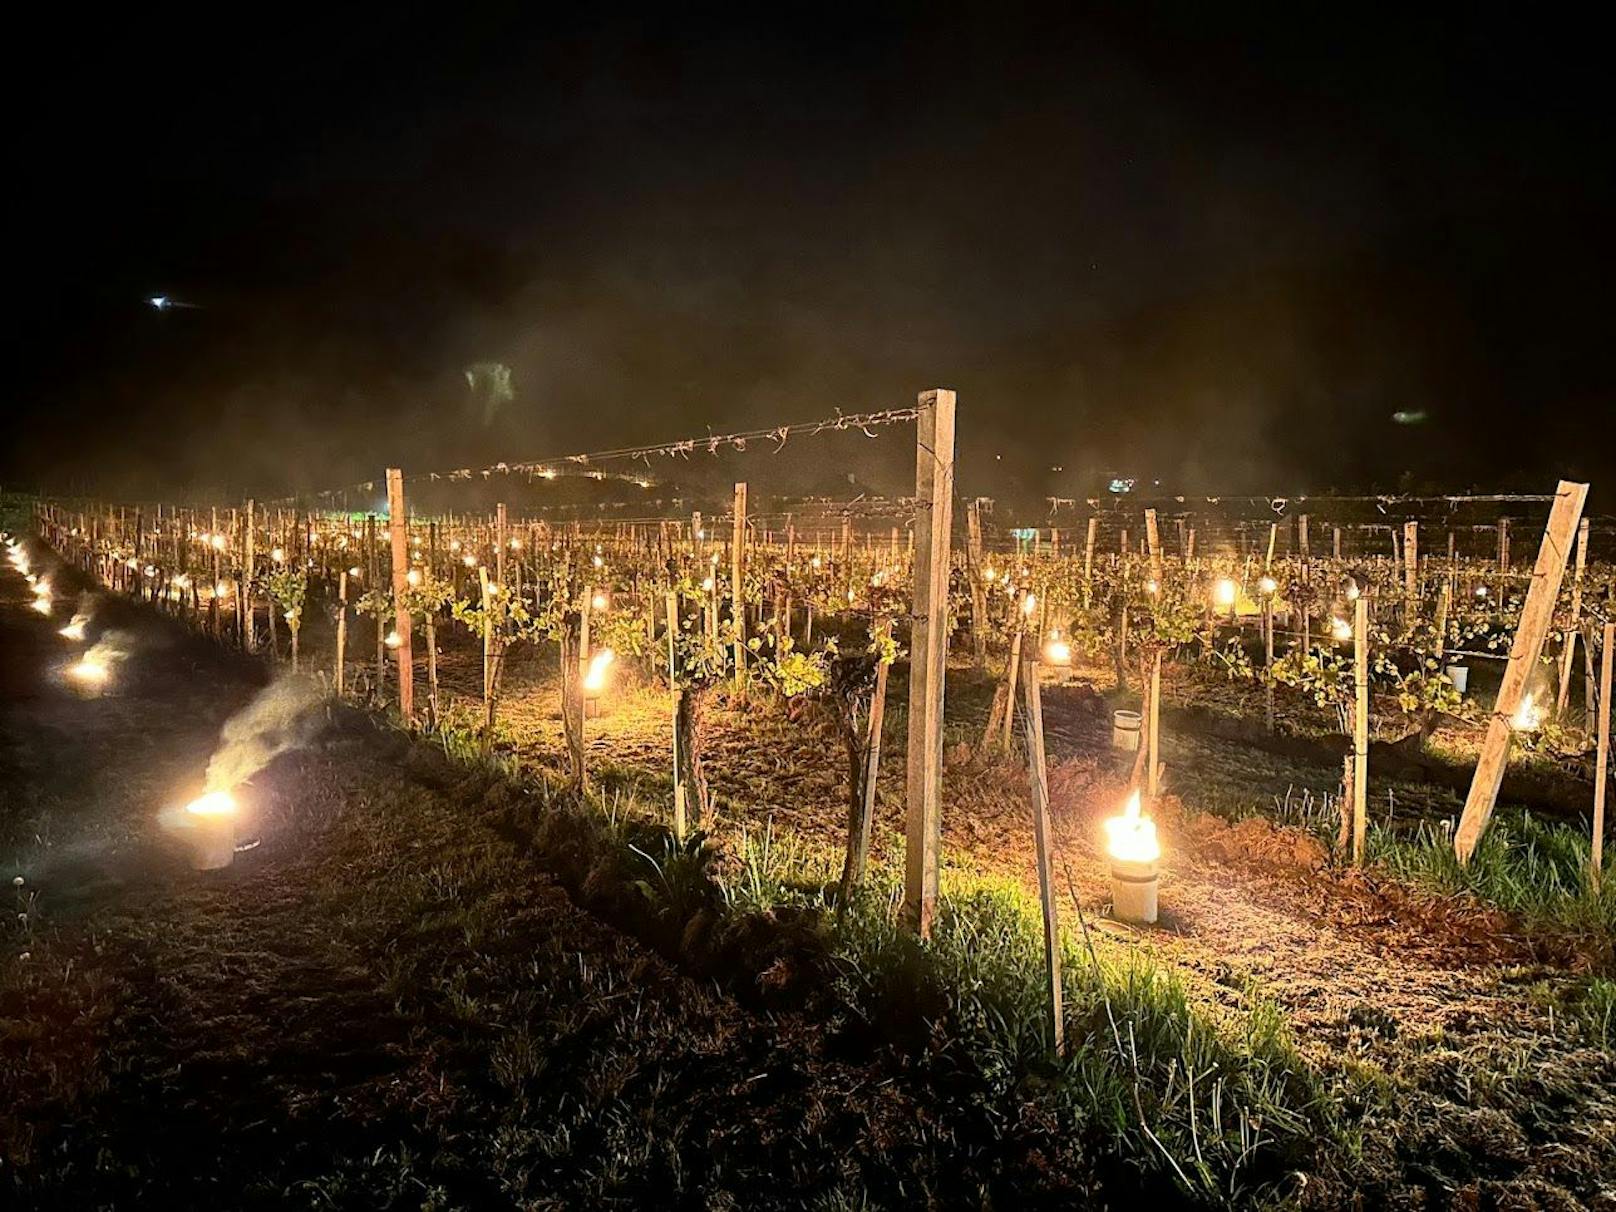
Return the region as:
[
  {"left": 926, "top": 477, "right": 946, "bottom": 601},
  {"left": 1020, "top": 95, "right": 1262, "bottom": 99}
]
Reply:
[
  {"left": 449, "top": 539, "right": 462, "bottom": 552},
  {"left": 348, "top": 566, "right": 362, "bottom": 578},
  {"left": 214, "top": 580, "right": 232, "bottom": 597},
  {"left": 1042, "top": 633, "right": 1072, "bottom": 666},
  {"left": 184, "top": 790, "right": 237, "bottom": 817},
  {"left": 406, "top": 569, "right": 422, "bottom": 587},
  {"left": 1103, "top": 790, "right": 1160, "bottom": 864},
  {"left": 539, "top": 468, "right": 558, "bottom": 480},
  {"left": 58, "top": 621, "right": 86, "bottom": 641},
  {"left": 810, "top": 555, "right": 821, "bottom": 570},
  {"left": 701, "top": 576, "right": 714, "bottom": 591},
  {"left": 210, "top": 534, "right": 226, "bottom": 551},
  {"left": 66, "top": 657, "right": 108, "bottom": 685},
  {"left": 173, "top": 574, "right": 190, "bottom": 590},
  {"left": 591, "top": 592, "right": 609, "bottom": 612},
  {"left": 271, "top": 547, "right": 285, "bottom": 563},
  {"left": 509, "top": 538, "right": 522, "bottom": 550},
  {"left": 1475, "top": 586, "right": 1488, "bottom": 598},
  {"left": 592, "top": 554, "right": 604, "bottom": 568},
  {"left": 384, "top": 629, "right": 402, "bottom": 649},
  {"left": 1330, "top": 616, "right": 1353, "bottom": 642},
  {"left": 1021, "top": 592, "right": 1037, "bottom": 616},
  {"left": 1146, "top": 579, "right": 1160, "bottom": 596},
  {"left": 1258, "top": 575, "right": 1277, "bottom": 595},
  {"left": 32, "top": 579, "right": 51, "bottom": 598},
  {"left": 462, "top": 554, "right": 477, "bottom": 567},
  {"left": 583, "top": 647, "right": 615, "bottom": 694},
  {"left": 31, "top": 597, "right": 52, "bottom": 615},
  {"left": 149, "top": 295, "right": 169, "bottom": 310},
  {"left": 1213, "top": 578, "right": 1238, "bottom": 608},
  {"left": 983, "top": 567, "right": 997, "bottom": 582},
  {"left": 1511, "top": 693, "right": 1542, "bottom": 733}
]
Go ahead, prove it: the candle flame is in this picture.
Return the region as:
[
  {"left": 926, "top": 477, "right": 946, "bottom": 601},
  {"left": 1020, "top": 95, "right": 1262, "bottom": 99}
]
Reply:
[
  {"left": 1103, "top": 789, "right": 1160, "bottom": 864},
  {"left": 184, "top": 790, "right": 237, "bottom": 817},
  {"left": 583, "top": 647, "right": 615, "bottom": 694},
  {"left": 1213, "top": 578, "right": 1237, "bottom": 608},
  {"left": 66, "top": 656, "right": 108, "bottom": 684},
  {"left": 1511, "top": 692, "right": 1542, "bottom": 732}
]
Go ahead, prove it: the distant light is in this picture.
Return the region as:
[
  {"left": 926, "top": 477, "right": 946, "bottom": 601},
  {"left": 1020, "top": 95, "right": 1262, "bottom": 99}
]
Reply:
[
  {"left": 591, "top": 592, "right": 609, "bottom": 612},
  {"left": 150, "top": 295, "right": 169, "bottom": 310},
  {"left": 1392, "top": 410, "right": 1428, "bottom": 425},
  {"left": 1213, "top": 578, "right": 1237, "bottom": 608}
]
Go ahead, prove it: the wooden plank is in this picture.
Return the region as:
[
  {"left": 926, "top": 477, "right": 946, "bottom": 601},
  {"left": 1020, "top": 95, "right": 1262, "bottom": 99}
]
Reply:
[
  {"left": 1455, "top": 482, "right": 1589, "bottom": 864},
  {"left": 1403, "top": 521, "right": 1419, "bottom": 605},
  {"left": 1020, "top": 652, "right": 1064, "bottom": 1057},
  {"left": 1083, "top": 517, "right": 1097, "bottom": 591},
  {"left": 1593, "top": 620, "right": 1612, "bottom": 892},
  {"left": 1144, "top": 508, "right": 1162, "bottom": 583},
  {"left": 903, "top": 388, "right": 956, "bottom": 938},
  {"left": 387, "top": 469, "right": 413, "bottom": 723},
  {"left": 1353, "top": 595, "right": 1369, "bottom": 864}
]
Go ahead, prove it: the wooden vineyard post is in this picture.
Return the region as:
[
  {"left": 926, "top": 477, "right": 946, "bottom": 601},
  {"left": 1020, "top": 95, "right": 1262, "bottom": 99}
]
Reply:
[
  {"left": 667, "top": 591, "right": 686, "bottom": 840},
  {"left": 478, "top": 566, "right": 496, "bottom": 750},
  {"left": 1333, "top": 527, "right": 1342, "bottom": 560},
  {"left": 1264, "top": 521, "right": 1277, "bottom": 569},
  {"left": 967, "top": 502, "right": 987, "bottom": 669},
  {"left": 1592, "top": 620, "right": 1612, "bottom": 891},
  {"left": 1403, "top": 521, "right": 1419, "bottom": 623},
  {"left": 732, "top": 482, "right": 747, "bottom": 696},
  {"left": 334, "top": 570, "right": 348, "bottom": 696},
  {"left": 243, "top": 499, "right": 256, "bottom": 651},
  {"left": 387, "top": 469, "right": 414, "bottom": 723},
  {"left": 1020, "top": 651, "right": 1065, "bottom": 1057},
  {"left": 1497, "top": 517, "right": 1510, "bottom": 573},
  {"left": 994, "top": 591, "right": 1027, "bottom": 751},
  {"left": 1556, "top": 517, "right": 1590, "bottom": 719},
  {"left": 1455, "top": 482, "right": 1589, "bottom": 865},
  {"left": 903, "top": 388, "right": 956, "bottom": 939},
  {"left": 1147, "top": 648, "right": 1162, "bottom": 799},
  {"left": 426, "top": 521, "right": 440, "bottom": 728},
  {"left": 1298, "top": 514, "right": 1310, "bottom": 558},
  {"left": 1352, "top": 595, "right": 1370, "bottom": 864},
  {"left": 1145, "top": 508, "right": 1162, "bottom": 584},
  {"left": 495, "top": 502, "right": 507, "bottom": 587},
  {"left": 1083, "top": 517, "right": 1097, "bottom": 595}
]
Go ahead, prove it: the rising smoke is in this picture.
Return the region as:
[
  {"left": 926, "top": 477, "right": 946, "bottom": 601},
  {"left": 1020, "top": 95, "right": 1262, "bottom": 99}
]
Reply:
[{"left": 204, "top": 675, "right": 328, "bottom": 794}]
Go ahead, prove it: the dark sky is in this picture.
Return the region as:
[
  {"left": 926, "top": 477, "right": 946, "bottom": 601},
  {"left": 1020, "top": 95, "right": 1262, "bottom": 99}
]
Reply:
[{"left": 7, "top": 6, "right": 1612, "bottom": 507}]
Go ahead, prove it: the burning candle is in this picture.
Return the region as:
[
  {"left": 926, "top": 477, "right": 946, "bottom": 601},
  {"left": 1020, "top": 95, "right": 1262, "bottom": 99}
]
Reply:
[
  {"left": 1213, "top": 578, "right": 1237, "bottom": 609},
  {"left": 182, "top": 790, "right": 238, "bottom": 870},
  {"left": 1042, "top": 631, "right": 1072, "bottom": 666},
  {"left": 1511, "top": 692, "right": 1542, "bottom": 732},
  {"left": 583, "top": 647, "right": 615, "bottom": 696},
  {"left": 1103, "top": 790, "right": 1160, "bottom": 925}
]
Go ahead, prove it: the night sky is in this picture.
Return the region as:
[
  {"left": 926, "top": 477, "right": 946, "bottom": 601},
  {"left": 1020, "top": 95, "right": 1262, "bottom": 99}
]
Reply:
[{"left": 9, "top": 7, "right": 1612, "bottom": 506}]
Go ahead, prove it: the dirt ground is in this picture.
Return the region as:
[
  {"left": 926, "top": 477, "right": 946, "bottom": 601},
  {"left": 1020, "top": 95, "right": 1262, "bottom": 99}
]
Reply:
[{"left": 4, "top": 545, "right": 1614, "bottom": 1208}]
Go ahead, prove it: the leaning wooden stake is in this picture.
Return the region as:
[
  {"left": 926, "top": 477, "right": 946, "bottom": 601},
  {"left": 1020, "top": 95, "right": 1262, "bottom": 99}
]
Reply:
[
  {"left": 1455, "top": 481, "right": 1589, "bottom": 865},
  {"left": 903, "top": 388, "right": 956, "bottom": 938},
  {"left": 1352, "top": 595, "right": 1369, "bottom": 865},
  {"left": 731, "top": 481, "right": 747, "bottom": 696},
  {"left": 387, "top": 468, "right": 414, "bottom": 723},
  {"left": 1020, "top": 652, "right": 1065, "bottom": 1057},
  {"left": 856, "top": 620, "right": 892, "bottom": 879},
  {"left": 667, "top": 591, "right": 686, "bottom": 840}
]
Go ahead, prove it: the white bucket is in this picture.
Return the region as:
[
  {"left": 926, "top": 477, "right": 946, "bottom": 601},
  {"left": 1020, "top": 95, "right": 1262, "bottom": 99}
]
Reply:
[
  {"left": 1445, "top": 664, "right": 1469, "bottom": 695},
  {"left": 1110, "top": 857, "right": 1159, "bottom": 924},
  {"left": 190, "top": 814, "right": 236, "bottom": 871},
  {"left": 1112, "top": 709, "right": 1142, "bottom": 751}
]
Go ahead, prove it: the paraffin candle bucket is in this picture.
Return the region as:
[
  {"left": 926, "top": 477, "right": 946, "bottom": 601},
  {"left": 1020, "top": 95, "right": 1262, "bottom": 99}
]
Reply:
[
  {"left": 1110, "top": 856, "right": 1159, "bottom": 924},
  {"left": 1445, "top": 664, "right": 1469, "bottom": 695},
  {"left": 1112, "top": 709, "right": 1142, "bottom": 751}
]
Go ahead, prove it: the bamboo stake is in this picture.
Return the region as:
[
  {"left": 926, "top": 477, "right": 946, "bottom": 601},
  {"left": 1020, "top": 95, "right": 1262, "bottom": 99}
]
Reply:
[
  {"left": 1592, "top": 620, "right": 1611, "bottom": 892},
  {"left": 1352, "top": 595, "right": 1369, "bottom": 864},
  {"left": 387, "top": 469, "right": 413, "bottom": 723},
  {"left": 1020, "top": 651, "right": 1064, "bottom": 1057}
]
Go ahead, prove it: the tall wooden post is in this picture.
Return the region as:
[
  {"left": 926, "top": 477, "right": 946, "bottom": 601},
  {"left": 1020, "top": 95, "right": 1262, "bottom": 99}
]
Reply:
[
  {"left": 668, "top": 591, "right": 686, "bottom": 840},
  {"left": 1403, "top": 521, "right": 1419, "bottom": 605},
  {"left": 1147, "top": 649, "right": 1162, "bottom": 799},
  {"left": 1497, "top": 517, "right": 1510, "bottom": 572},
  {"left": 335, "top": 569, "right": 348, "bottom": 695},
  {"left": 1083, "top": 517, "right": 1097, "bottom": 594},
  {"left": 967, "top": 502, "right": 987, "bottom": 669},
  {"left": 903, "top": 389, "right": 956, "bottom": 938},
  {"left": 243, "top": 500, "right": 256, "bottom": 651},
  {"left": 1144, "top": 508, "right": 1162, "bottom": 584},
  {"left": 1455, "top": 482, "right": 1588, "bottom": 864},
  {"left": 1020, "top": 652, "right": 1064, "bottom": 1056},
  {"left": 1591, "top": 620, "right": 1611, "bottom": 892},
  {"left": 387, "top": 469, "right": 414, "bottom": 722},
  {"left": 1352, "top": 595, "right": 1369, "bottom": 864},
  {"left": 731, "top": 482, "right": 747, "bottom": 694},
  {"left": 1298, "top": 514, "right": 1310, "bottom": 558},
  {"left": 495, "top": 502, "right": 508, "bottom": 586}
]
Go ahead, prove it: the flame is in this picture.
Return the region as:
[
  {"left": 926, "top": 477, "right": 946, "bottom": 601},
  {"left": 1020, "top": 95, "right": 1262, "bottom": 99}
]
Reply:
[
  {"left": 1511, "top": 693, "right": 1542, "bottom": 732},
  {"left": 1042, "top": 634, "right": 1072, "bottom": 666},
  {"left": 184, "top": 790, "right": 237, "bottom": 817},
  {"left": 1104, "top": 790, "right": 1160, "bottom": 864},
  {"left": 1330, "top": 616, "right": 1353, "bottom": 642},
  {"left": 66, "top": 656, "right": 108, "bottom": 684},
  {"left": 384, "top": 629, "right": 402, "bottom": 649},
  {"left": 31, "top": 596, "right": 53, "bottom": 615},
  {"left": 59, "top": 620, "right": 86, "bottom": 641},
  {"left": 591, "top": 592, "right": 609, "bottom": 612},
  {"left": 1258, "top": 575, "right": 1277, "bottom": 595},
  {"left": 1021, "top": 592, "right": 1038, "bottom": 616},
  {"left": 583, "top": 647, "right": 615, "bottom": 694},
  {"left": 1213, "top": 578, "right": 1237, "bottom": 608}
]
